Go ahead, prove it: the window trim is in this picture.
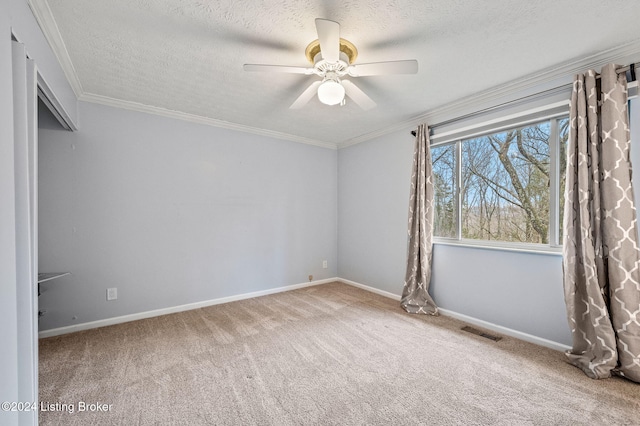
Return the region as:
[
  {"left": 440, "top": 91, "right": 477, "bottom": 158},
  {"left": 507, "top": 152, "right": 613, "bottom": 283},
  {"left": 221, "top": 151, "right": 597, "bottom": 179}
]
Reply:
[
  {"left": 430, "top": 102, "right": 570, "bottom": 252},
  {"left": 548, "top": 118, "right": 561, "bottom": 247},
  {"left": 430, "top": 101, "right": 569, "bottom": 147},
  {"left": 433, "top": 238, "right": 563, "bottom": 256}
]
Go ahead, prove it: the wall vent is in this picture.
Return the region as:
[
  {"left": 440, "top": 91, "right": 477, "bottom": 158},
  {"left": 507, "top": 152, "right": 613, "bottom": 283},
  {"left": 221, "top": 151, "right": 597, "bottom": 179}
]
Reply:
[{"left": 461, "top": 325, "right": 502, "bottom": 342}]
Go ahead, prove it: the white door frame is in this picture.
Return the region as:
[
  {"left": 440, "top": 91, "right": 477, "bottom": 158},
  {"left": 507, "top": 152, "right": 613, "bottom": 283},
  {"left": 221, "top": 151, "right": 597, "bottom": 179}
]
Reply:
[
  {"left": 11, "top": 33, "right": 76, "bottom": 425},
  {"left": 12, "top": 39, "right": 39, "bottom": 426}
]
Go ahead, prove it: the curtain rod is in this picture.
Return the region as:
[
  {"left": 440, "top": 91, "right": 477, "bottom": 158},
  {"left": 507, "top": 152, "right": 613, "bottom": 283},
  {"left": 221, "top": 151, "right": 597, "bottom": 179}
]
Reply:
[
  {"left": 411, "top": 62, "right": 638, "bottom": 137},
  {"left": 408, "top": 84, "right": 568, "bottom": 137},
  {"left": 594, "top": 62, "right": 636, "bottom": 80}
]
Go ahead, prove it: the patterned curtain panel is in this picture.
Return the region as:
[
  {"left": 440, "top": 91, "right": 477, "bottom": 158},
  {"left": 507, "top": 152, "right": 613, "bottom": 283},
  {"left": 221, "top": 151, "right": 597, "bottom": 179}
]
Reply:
[
  {"left": 563, "top": 64, "right": 640, "bottom": 382},
  {"left": 401, "top": 124, "right": 438, "bottom": 315}
]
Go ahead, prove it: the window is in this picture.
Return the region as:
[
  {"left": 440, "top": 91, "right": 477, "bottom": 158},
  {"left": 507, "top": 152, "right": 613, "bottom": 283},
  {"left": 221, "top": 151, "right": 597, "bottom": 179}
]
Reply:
[
  {"left": 431, "top": 116, "right": 569, "bottom": 249},
  {"left": 432, "top": 144, "right": 456, "bottom": 238}
]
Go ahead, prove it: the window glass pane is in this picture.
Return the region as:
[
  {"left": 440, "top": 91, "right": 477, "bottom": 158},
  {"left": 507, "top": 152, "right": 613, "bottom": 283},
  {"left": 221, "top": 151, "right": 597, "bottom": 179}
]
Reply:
[
  {"left": 431, "top": 144, "right": 456, "bottom": 238},
  {"left": 558, "top": 117, "right": 570, "bottom": 241},
  {"left": 460, "top": 121, "right": 551, "bottom": 243}
]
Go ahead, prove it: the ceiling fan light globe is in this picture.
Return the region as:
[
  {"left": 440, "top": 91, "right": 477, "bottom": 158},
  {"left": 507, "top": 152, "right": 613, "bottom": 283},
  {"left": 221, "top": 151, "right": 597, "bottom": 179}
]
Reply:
[{"left": 317, "top": 80, "right": 345, "bottom": 106}]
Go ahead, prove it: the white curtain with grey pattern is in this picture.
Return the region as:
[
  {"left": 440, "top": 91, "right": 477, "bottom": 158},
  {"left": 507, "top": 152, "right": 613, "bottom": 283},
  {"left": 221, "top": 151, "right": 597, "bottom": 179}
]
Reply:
[
  {"left": 401, "top": 124, "right": 438, "bottom": 315},
  {"left": 563, "top": 64, "right": 640, "bottom": 382}
]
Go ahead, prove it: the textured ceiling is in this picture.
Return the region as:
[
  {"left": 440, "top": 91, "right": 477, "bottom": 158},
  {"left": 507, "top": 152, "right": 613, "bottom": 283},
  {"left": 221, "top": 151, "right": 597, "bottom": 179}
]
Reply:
[{"left": 41, "top": 0, "right": 640, "bottom": 146}]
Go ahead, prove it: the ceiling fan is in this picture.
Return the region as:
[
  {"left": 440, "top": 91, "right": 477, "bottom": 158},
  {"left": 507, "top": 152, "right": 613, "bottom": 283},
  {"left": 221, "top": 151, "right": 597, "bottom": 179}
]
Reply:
[{"left": 243, "top": 19, "right": 418, "bottom": 110}]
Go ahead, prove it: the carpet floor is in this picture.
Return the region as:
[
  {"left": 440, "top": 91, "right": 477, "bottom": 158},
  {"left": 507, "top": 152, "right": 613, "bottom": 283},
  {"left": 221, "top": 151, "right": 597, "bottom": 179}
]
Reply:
[{"left": 39, "top": 282, "right": 640, "bottom": 425}]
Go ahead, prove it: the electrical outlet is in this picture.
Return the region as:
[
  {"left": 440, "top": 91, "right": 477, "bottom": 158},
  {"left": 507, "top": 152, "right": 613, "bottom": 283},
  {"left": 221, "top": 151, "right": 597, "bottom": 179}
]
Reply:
[
  {"left": 322, "top": 260, "right": 328, "bottom": 269},
  {"left": 107, "top": 287, "right": 117, "bottom": 301},
  {"left": 308, "top": 275, "right": 313, "bottom": 282}
]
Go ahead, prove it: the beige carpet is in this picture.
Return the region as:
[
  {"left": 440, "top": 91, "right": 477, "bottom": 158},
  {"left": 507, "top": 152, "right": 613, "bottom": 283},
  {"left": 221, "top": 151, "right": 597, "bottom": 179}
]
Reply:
[{"left": 39, "top": 282, "right": 639, "bottom": 425}]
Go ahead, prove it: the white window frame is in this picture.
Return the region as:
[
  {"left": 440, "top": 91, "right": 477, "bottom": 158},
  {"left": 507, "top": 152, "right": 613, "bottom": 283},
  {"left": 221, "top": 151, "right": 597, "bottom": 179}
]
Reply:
[{"left": 430, "top": 101, "right": 570, "bottom": 255}]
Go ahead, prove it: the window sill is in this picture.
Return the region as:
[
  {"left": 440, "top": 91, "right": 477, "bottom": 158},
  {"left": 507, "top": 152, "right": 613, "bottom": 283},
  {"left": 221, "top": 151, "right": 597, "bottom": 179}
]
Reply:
[{"left": 433, "top": 238, "right": 563, "bottom": 256}]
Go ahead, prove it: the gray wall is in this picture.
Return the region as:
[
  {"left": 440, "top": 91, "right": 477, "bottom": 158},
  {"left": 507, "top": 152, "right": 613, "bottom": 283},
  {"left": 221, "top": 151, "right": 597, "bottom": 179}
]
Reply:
[
  {"left": 38, "top": 101, "right": 338, "bottom": 330},
  {"left": 338, "top": 129, "right": 572, "bottom": 346},
  {"left": 338, "top": 130, "right": 413, "bottom": 291}
]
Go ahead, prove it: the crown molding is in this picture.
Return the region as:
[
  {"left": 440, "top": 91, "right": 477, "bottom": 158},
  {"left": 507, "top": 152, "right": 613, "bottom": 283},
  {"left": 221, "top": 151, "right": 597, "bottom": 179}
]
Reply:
[
  {"left": 28, "top": 0, "right": 83, "bottom": 98},
  {"left": 28, "top": 0, "right": 337, "bottom": 149},
  {"left": 79, "top": 93, "right": 338, "bottom": 149},
  {"left": 28, "top": 0, "right": 639, "bottom": 150},
  {"left": 338, "top": 38, "right": 640, "bottom": 149}
]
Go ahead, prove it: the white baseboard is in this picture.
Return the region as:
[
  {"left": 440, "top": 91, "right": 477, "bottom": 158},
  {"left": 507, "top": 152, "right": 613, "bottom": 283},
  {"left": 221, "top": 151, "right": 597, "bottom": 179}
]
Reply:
[
  {"left": 40, "top": 276, "right": 572, "bottom": 353},
  {"left": 38, "top": 277, "right": 338, "bottom": 338},
  {"left": 437, "top": 309, "right": 571, "bottom": 352},
  {"left": 338, "top": 278, "right": 401, "bottom": 301},
  {"left": 337, "top": 278, "right": 571, "bottom": 353}
]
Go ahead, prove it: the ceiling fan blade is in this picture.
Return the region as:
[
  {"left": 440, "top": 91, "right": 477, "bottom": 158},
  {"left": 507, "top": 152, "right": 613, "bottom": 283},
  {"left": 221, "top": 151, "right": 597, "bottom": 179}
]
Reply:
[
  {"left": 315, "top": 19, "right": 340, "bottom": 63},
  {"left": 342, "top": 80, "right": 376, "bottom": 110},
  {"left": 347, "top": 60, "right": 418, "bottom": 77},
  {"left": 290, "top": 81, "right": 322, "bottom": 109},
  {"left": 243, "top": 64, "right": 314, "bottom": 75}
]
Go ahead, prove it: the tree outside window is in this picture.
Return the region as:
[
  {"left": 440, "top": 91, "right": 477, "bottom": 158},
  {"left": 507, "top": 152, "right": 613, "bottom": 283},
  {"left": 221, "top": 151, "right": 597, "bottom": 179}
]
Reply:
[{"left": 431, "top": 117, "right": 568, "bottom": 246}]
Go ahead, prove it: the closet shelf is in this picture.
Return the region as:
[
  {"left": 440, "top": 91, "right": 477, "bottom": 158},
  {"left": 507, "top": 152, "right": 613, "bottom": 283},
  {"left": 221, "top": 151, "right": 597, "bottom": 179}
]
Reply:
[
  {"left": 38, "top": 272, "right": 70, "bottom": 317},
  {"left": 38, "top": 272, "right": 70, "bottom": 283}
]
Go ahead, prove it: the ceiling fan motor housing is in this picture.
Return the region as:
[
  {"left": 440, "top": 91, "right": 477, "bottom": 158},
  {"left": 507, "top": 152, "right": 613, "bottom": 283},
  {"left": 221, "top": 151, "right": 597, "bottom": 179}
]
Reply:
[{"left": 313, "top": 52, "right": 351, "bottom": 77}]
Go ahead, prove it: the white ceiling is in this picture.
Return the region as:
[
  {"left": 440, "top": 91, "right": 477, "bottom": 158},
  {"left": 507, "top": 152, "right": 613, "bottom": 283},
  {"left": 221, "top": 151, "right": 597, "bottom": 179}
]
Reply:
[{"left": 34, "top": 0, "right": 640, "bottom": 147}]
